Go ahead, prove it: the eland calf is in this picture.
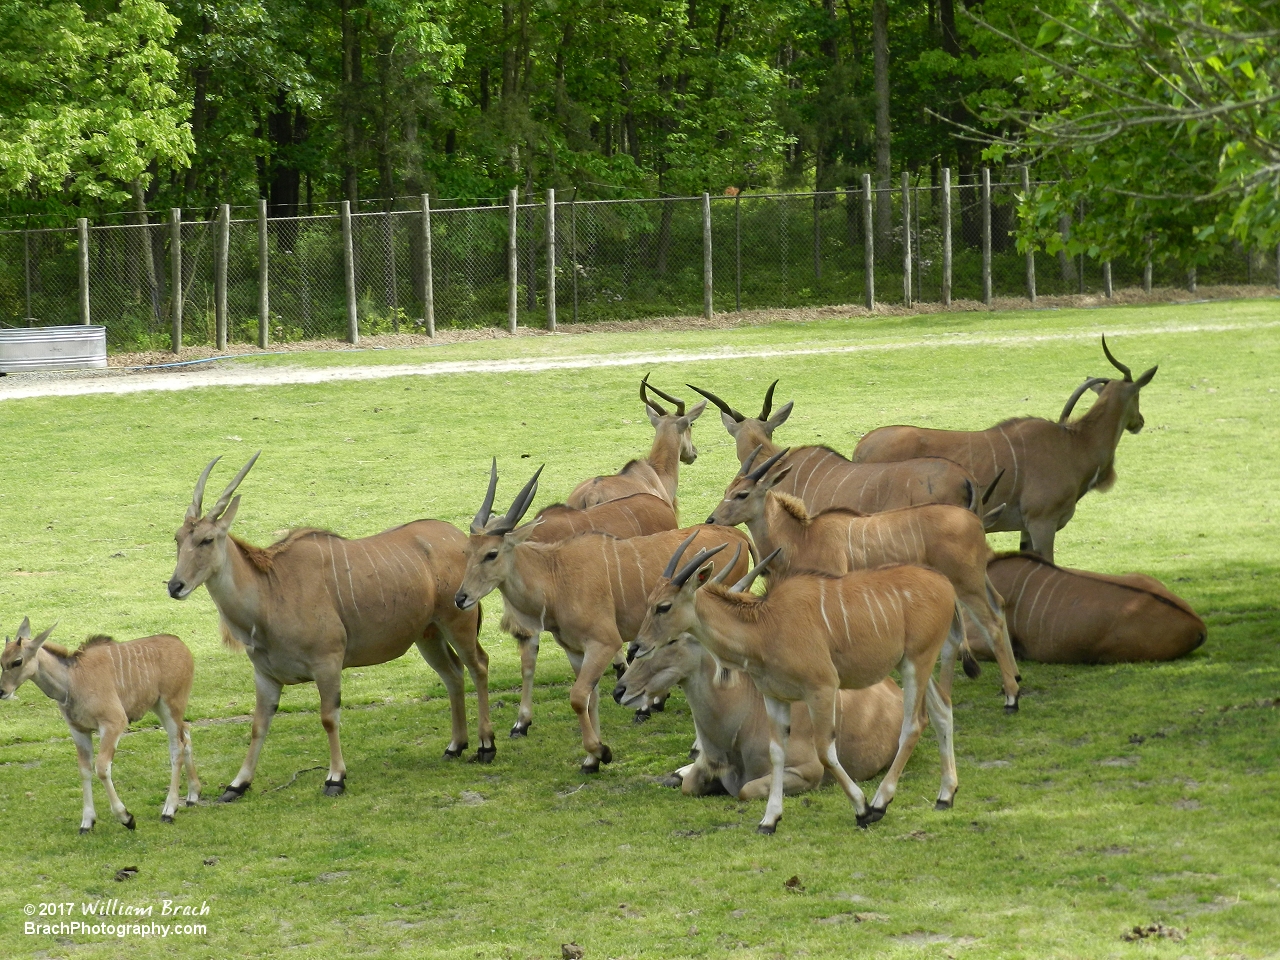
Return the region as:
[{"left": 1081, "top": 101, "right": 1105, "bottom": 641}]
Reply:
[
  {"left": 629, "top": 541, "right": 963, "bottom": 833},
  {"left": 614, "top": 632, "right": 901, "bottom": 798},
  {"left": 455, "top": 464, "right": 751, "bottom": 771},
  {"left": 708, "top": 447, "right": 1019, "bottom": 710},
  {"left": 988, "top": 552, "right": 1206, "bottom": 663},
  {"left": 0, "top": 619, "right": 199, "bottom": 832},
  {"left": 167, "top": 454, "right": 491, "bottom": 801}
]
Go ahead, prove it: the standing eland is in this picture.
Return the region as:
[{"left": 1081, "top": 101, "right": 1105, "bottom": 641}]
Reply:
[{"left": 167, "top": 453, "right": 492, "bottom": 801}]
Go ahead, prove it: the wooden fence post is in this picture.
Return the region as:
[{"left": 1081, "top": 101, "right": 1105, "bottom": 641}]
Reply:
[
  {"left": 508, "top": 188, "right": 519, "bottom": 333},
  {"left": 421, "top": 195, "right": 435, "bottom": 336},
  {"left": 169, "top": 208, "right": 182, "bottom": 351},
  {"left": 1103, "top": 260, "right": 1113, "bottom": 298},
  {"left": 341, "top": 200, "right": 358, "bottom": 344},
  {"left": 812, "top": 192, "right": 821, "bottom": 281},
  {"left": 981, "top": 167, "right": 992, "bottom": 306},
  {"left": 257, "top": 199, "right": 269, "bottom": 347},
  {"left": 1144, "top": 237, "right": 1153, "bottom": 293},
  {"left": 22, "top": 230, "right": 31, "bottom": 322},
  {"left": 1022, "top": 165, "right": 1036, "bottom": 303},
  {"left": 77, "top": 218, "right": 90, "bottom": 325},
  {"left": 570, "top": 189, "right": 579, "bottom": 323},
  {"left": 941, "top": 167, "right": 952, "bottom": 306},
  {"left": 901, "top": 172, "right": 912, "bottom": 305},
  {"left": 702, "top": 192, "right": 713, "bottom": 319},
  {"left": 216, "top": 203, "right": 229, "bottom": 348},
  {"left": 862, "top": 173, "right": 875, "bottom": 310},
  {"left": 546, "top": 188, "right": 557, "bottom": 331}
]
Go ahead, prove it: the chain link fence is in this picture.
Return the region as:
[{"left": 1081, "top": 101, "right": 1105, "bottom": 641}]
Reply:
[{"left": 2, "top": 176, "right": 1275, "bottom": 352}]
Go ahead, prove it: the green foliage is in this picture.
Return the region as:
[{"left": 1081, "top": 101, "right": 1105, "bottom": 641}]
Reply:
[{"left": 0, "top": 0, "right": 192, "bottom": 202}]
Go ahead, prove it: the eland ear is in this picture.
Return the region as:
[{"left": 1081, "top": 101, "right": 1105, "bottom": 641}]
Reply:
[
  {"left": 215, "top": 495, "right": 241, "bottom": 531},
  {"left": 695, "top": 559, "right": 717, "bottom": 586},
  {"left": 1088, "top": 381, "right": 1107, "bottom": 395},
  {"left": 508, "top": 517, "right": 543, "bottom": 544},
  {"left": 720, "top": 409, "right": 742, "bottom": 435},
  {"left": 15, "top": 617, "right": 31, "bottom": 641},
  {"left": 684, "top": 399, "right": 707, "bottom": 423},
  {"left": 646, "top": 405, "right": 663, "bottom": 428},
  {"left": 765, "top": 400, "right": 793, "bottom": 431},
  {"left": 1135, "top": 364, "right": 1158, "bottom": 388},
  {"left": 765, "top": 463, "right": 794, "bottom": 488},
  {"left": 30, "top": 622, "right": 56, "bottom": 651}
]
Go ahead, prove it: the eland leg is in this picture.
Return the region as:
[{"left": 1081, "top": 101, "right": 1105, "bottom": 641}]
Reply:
[
  {"left": 758, "top": 696, "right": 792, "bottom": 834},
  {"left": 924, "top": 677, "right": 959, "bottom": 809},
  {"left": 442, "top": 609, "right": 495, "bottom": 762},
  {"left": 221, "top": 669, "right": 282, "bottom": 802},
  {"left": 416, "top": 631, "right": 469, "bottom": 759},
  {"left": 865, "top": 659, "right": 929, "bottom": 824},
  {"left": 180, "top": 720, "right": 200, "bottom": 806},
  {"left": 982, "top": 577, "right": 1022, "bottom": 712},
  {"left": 568, "top": 642, "right": 620, "bottom": 773},
  {"left": 94, "top": 718, "right": 134, "bottom": 829},
  {"left": 1024, "top": 518, "right": 1058, "bottom": 565},
  {"left": 803, "top": 686, "right": 870, "bottom": 821},
  {"left": 154, "top": 700, "right": 185, "bottom": 822},
  {"left": 69, "top": 728, "right": 96, "bottom": 833},
  {"left": 513, "top": 631, "right": 539, "bottom": 737},
  {"left": 315, "top": 668, "right": 347, "bottom": 796}
]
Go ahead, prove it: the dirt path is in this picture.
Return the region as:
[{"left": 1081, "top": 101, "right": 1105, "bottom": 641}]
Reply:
[{"left": 1, "top": 314, "right": 1275, "bottom": 402}]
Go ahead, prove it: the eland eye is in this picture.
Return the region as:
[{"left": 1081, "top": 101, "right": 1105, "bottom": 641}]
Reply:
[
  {"left": 656, "top": 602, "right": 672, "bottom": 615},
  {"left": 484, "top": 550, "right": 499, "bottom": 562},
  {"left": 9, "top": 658, "right": 21, "bottom": 669},
  {"left": 200, "top": 537, "right": 214, "bottom": 546},
  {"left": 735, "top": 491, "right": 749, "bottom": 499}
]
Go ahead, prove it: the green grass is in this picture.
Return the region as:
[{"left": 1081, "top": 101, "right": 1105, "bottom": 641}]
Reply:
[{"left": 1, "top": 300, "right": 1278, "bottom": 959}]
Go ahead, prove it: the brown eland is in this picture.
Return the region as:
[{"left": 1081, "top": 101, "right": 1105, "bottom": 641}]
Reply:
[
  {"left": 629, "top": 541, "right": 964, "bottom": 833},
  {"left": 614, "top": 627, "right": 901, "bottom": 799},
  {"left": 688, "top": 380, "right": 986, "bottom": 515},
  {"left": 496, "top": 487, "right": 679, "bottom": 735},
  {"left": 987, "top": 552, "right": 1206, "bottom": 663},
  {"left": 1, "top": 619, "right": 200, "bottom": 832},
  {"left": 566, "top": 375, "right": 707, "bottom": 509},
  {"left": 454, "top": 464, "right": 751, "bottom": 772},
  {"left": 167, "top": 453, "right": 492, "bottom": 801},
  {"left": 853, "top": 335, "right": 1158, "bottom": 562},
  {"left": 706, "top": 446, "right": 1019, "bottom": 710}
]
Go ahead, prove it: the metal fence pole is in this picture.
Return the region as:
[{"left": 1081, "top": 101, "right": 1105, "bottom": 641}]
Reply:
[
  {"left": 507, "top": 188, "right": 519, "bottom": 333},
  {"left": 546, "top": 188, "right": 557, "bottom": 331},
  {"left": 421, "top": 195, "right": 435, "bottom": 336},
  {"left": 942, "top": 167, "right": 952, "bottom": 306},
  {"left": 257, "top": 199, "right": 269, "bottom": 348},
  {"left": 77, "top": 217, "right": 90, "bottom": 325},
  {"left": 734, "top": 193, "right": 742, "bottom": 312},
  {"left": 1144, "top": 237, "right": 1153, "bottom": 293},
  {"left": 1275, "top": 242, "right": 1279, "bottom": 289},
  {"left": 1187, "top": 265, "right": 1197, "bottom": 293},
  {"left": 386, "top": 207, "right": 399, "bottom": 332},
  {"left": 169, "top": 208, "right": 182, "bottom": 351},
  {"left": 216, "top": 203, "right": 230, "bottom": 349},
  {"left": 1103, "top": 260, "right": 1113, "bottom": 298},
  {"left": 702, "top": 192, "right": 713, "bottom": 320},
  {"left": 341, "top": 200, "right": 358, "bottom": 344},
  {"left": 981, "top": 167, "right": 992, "bottom": 306},
  {"left": 901, "top": 172, "right": 912, "bottom": 305},
  {"left": 813, "top": 192, "right": 821, "bottom": 281},
  {"left": 914, "top": 181, "right": 922, "bottom": 302},
  {"left": 1022, "top": 165, "right": 1036, "bottom": 302}
]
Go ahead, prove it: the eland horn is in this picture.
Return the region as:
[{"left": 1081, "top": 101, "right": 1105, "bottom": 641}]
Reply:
[
  {"left": 1101, "top": 335, "right": 1133, "bottom": 381},
  {"left": 687, "top": 384, "right": 745, "bottom": 423},
  {"left": 209, "top": 451, "right": 260, "bottom": 520}
]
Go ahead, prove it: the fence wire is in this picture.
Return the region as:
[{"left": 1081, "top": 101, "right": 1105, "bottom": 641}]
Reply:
[{"left": 1, "top": 183, "right": 1274, "bottom": 350}]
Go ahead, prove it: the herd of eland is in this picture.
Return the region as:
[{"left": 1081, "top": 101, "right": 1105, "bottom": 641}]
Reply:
[{"left": 1, "top": 336, "right": 1206, "bottom": 835}]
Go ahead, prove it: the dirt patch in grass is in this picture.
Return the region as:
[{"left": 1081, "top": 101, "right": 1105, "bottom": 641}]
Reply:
[{"left": 106, "top": 283, "right": 1279, "bottom": 367}]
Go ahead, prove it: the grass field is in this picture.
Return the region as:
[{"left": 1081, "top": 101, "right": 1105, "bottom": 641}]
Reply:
[{"left": 1, "top": 299, "right": 1277, "bottom": 959}]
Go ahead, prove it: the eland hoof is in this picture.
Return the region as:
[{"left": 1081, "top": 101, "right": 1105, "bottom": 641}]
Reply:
[
  {"left": 934, "top": 797, "right": 955, "bottom": 811},
  {"left": 161, "top": 814, "right": 175, "bottom": 824},
  {"left": 323, "top": 777, "right": 346, "bottom": 797},
  {"left": 650, "top": 698, "right": 665, "bottom": 713},
  {"left": 217, "top": 783, "right": 250, "bottom": 803},
  {"left": 856, "top": 805, "right": 887, "bottom": 829},
  {"left": 79, "top": 825, "right": 93, "bottom": 835},
  {"left": 756, "top": 820, "right": 779, "bottom": 835},
  {"left": 186, "top": 797, "right": 199, "bottom": 807},
  {"left": 472, "top": 745, "right": 497, "bottom": 764},
  {"left": 1004, "top": 698, "right": 1020, "bottom": 714},
  {"left": 123, "top": 814, "right": 136, "bottom": 831},
  {"left": 599, "top": 744, "right": 613, "bottom": 765},
  {"left": 509, "top": 722, "right": 530, "bottom": 738},
  {"left": 443, "top": 744, "right": 467, "bottom": 759},
  {"left": 660, "top": 774, "right": 683, "bottom": 789},
  {"left": 633, "top": 709, "right": 651, "bottom": 724},
  {"left": 580, "top": 761, "right": 601, "bottom": 775}
]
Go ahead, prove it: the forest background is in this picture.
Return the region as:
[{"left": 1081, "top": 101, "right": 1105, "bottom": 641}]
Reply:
[{"left": 0, "top": 0, "right": 1277, "bottom": 269}]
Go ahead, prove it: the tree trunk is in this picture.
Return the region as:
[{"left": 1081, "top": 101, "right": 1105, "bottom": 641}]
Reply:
[
  {"left": 341, "top": 0, "right": 362, "bottom": 204},
  {"left": 872, "top": 0, "right": 891, "bottom": 245}
]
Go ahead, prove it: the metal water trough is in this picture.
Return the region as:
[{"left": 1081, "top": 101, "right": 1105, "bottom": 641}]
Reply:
[{"left": 0, "top": 325, "right": 107, "bottom": 373}]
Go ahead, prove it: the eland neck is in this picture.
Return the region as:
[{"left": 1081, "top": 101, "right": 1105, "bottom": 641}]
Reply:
[
  {"left": 29, "top": 647, "right": 73, "bottom": 706},
  {"left": 647, "top": 419, "right": 683, "bottom": 502},
  {"left": 690, "top": 588, "right": 767, "bottom": 675},
  {"left": 203, "top": 537, "right": 270, "bottom": 638}
]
